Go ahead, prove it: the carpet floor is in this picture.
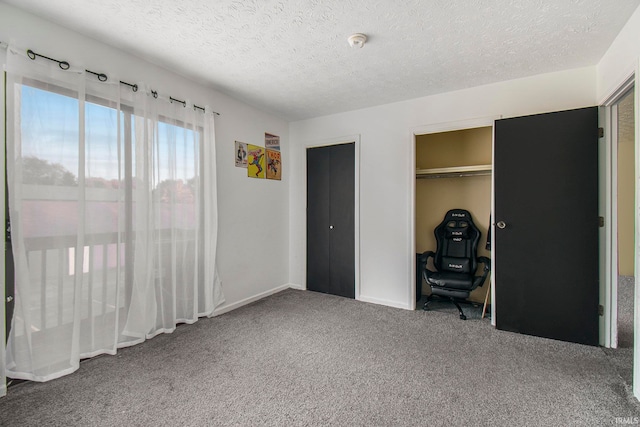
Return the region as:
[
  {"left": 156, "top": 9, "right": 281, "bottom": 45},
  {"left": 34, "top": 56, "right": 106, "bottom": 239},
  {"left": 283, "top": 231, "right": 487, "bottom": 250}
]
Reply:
[
  {"left": 1, "top": 288, "right": 639, "bottom": 426},
  {"left": 603, "top": 276, "right": 635, "bottom": 388}
]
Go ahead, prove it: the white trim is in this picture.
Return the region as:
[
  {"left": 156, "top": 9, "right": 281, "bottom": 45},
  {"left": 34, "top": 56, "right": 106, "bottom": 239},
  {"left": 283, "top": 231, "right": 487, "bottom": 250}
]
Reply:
[
  {"left": 212, "top": 284, "right": 292, "bottom": 317},
  {"left": 409, "top": 129, "right": 417, "bottom": 310},
  {"left": 606, "top": 62, "right": 640, "bottom": 400},
  {"left": 288, "top": 283, "right": 305, "bottom": 290},
  {"left": 611, "top": 102, "right": 621, "bottom": 349},
  {"left": 303, "top": 134, "right": 361, "bottom": 301},
  {"left": 600, "top": 71, "right": 636, "bottom": 107},
  {"left": 599, "top": 104, "right": 614, "bottom": 348},
  {"left": 599, "top": 74, "right": 635, "bottom": 350},
  {"left": 412, "top": 116, "right": 499, "bottom": 136},
  {"left": 410, "top": 116, "right": 499, "bottom": 312},
  {"left": 634, "top": 61, "right": 640, "bottom": 400},
  {"left": 359, "top": 295, "right": 411, "bottom": 310}
]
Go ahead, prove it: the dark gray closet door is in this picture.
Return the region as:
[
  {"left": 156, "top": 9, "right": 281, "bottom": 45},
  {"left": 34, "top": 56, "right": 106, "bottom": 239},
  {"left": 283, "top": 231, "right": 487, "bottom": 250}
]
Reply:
[
  {"left": 306, "top": 143, "right": 355, "bottom": 298},
  {"left": 494, "top": 107, "right": 599, "bottom": 346}
]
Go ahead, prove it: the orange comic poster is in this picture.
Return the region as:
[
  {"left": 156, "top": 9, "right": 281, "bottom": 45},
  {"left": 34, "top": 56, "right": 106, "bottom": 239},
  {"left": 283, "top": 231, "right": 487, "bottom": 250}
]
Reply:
[
  {"left": 247, "top": 144, "right": 265, "bottom": 178},
  {"left": 266, "top": 149, "right": 281, "bottom": 180}
]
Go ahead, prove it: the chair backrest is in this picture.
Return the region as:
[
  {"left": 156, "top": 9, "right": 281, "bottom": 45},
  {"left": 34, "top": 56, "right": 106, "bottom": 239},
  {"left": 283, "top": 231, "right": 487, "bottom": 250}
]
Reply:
[{"left": 433, "top": 209, "right": 481, "bottom": 275}]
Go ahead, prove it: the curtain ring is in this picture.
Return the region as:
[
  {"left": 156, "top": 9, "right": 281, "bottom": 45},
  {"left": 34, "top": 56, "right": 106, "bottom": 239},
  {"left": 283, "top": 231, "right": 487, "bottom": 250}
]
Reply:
[{"left": 26, "top": 49, "right": 70, "bottom": 70}]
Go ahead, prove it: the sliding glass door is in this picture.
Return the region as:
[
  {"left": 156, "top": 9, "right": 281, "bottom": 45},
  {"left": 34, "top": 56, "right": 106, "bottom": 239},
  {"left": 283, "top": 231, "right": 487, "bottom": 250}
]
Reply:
[{"left": 3, "top": 46, "right": 222, "bottom": 386}]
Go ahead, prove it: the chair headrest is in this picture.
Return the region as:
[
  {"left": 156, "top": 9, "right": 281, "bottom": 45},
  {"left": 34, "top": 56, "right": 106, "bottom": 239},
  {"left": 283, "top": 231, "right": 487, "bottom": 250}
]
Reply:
[
  {"left": 443, "top": 209, "right": 472, "bottom": 222},
  {"left": 442, "top": 210, "right": 474, "bottom": 232},
  {"left": 435, "top": 209, "right": 479, "bottom": 240}
]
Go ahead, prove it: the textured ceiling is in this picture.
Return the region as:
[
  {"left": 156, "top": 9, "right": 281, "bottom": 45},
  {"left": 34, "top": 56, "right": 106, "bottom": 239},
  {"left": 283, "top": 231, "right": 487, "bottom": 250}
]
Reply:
[{"left": 3, "top": 0, "right": 640, "bottom": 121}]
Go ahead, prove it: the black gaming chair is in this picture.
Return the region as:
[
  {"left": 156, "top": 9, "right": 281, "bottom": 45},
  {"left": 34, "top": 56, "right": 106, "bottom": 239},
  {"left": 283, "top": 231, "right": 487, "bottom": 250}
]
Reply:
[{"left": 421, "top": 209, "right": 491, "bottom": 320}]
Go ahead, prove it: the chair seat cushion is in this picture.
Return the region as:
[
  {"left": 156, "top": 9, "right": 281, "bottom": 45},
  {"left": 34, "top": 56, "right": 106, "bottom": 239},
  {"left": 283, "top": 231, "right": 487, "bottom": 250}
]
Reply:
[
  {"left": 425, "top": 270, "right": 475, "bottom": 291},
  {"left": 430, "top": 287, "right": 470, "bottom": 299}
]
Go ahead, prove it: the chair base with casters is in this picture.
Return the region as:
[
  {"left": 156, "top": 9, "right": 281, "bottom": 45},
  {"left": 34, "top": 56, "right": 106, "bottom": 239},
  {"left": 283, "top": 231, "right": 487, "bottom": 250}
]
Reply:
[
  {"left": 422, "top": 293, "right": 481, "bottom": 320},
  {"left": 420, "top": 208, "right": 491, "bottom": 320}
]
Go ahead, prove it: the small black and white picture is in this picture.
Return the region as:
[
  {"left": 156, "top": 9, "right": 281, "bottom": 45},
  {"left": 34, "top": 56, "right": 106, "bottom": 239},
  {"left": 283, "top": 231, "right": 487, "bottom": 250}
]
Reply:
[{"left": 235, "top": 141, "right": 248, "bottom": 168}]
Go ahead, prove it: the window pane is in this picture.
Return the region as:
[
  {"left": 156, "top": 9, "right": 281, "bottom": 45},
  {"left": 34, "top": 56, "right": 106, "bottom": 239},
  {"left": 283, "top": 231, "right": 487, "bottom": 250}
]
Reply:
[
  {"left": 154, "top": 121, "right": 199, "bottom": 230},
  {"left": 86, "top": 100, "right": 121, "bottom": 187},
  {"left": 20, "top": 85, "right": 79, "bottom": 186}
]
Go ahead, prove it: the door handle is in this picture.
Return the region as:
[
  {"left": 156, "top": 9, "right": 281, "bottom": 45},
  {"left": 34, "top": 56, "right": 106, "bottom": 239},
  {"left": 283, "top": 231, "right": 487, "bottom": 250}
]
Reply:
[{"left": 496, "top": 221, "right": 506, "bottom": 229}]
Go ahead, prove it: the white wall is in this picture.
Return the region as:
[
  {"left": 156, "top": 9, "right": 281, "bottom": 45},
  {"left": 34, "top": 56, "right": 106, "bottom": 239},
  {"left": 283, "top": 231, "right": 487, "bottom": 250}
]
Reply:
[
  {"left": 0, "top": 3, "right": 291, "bottom": 312},
  {"left": 289, "top": 67, "right": 597, "bottom": 309},
  {"left": 597, "top": 5, "right": 640, "bottom": 102}
]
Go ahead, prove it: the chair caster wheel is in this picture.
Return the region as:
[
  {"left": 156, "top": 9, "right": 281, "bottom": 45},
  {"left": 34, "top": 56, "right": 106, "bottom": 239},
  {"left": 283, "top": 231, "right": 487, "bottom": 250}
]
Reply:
[
  {"left": 422, "top": 302, "right": 430, "bottom": 311},
  {"left": 459, "top": 314, "right": 467, "bottom": 320}
]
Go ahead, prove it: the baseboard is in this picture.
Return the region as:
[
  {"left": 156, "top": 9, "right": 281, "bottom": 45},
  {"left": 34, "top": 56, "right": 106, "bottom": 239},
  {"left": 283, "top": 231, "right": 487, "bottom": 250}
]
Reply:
[
  {"left": 212, "top": 284, "right": 291, "bottom": 316},
  {"left": 212, "top": 285, "right": 411, "bottom": 316},
  {"left": 358, "top": 295, "right": 411, "bottom": 310}
]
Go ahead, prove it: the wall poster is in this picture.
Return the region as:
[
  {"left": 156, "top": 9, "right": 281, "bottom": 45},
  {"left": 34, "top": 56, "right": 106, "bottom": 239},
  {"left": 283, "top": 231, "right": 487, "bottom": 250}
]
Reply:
[
  {"left": 247, "top": 144, "right": 265, "bottom": 178},
  {"left": 265, "top": 133, "right": 280, "bottom": 151},
  {"left": 235, "top": 141, "right": 248, "bottom": 167},
  {"left": 266, "top": 149, "right": 281, "bottom": 180}
]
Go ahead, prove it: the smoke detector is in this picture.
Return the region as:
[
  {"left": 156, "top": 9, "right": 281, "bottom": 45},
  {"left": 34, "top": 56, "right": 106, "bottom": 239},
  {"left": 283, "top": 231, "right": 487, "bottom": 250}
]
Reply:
[{"left": 347, "top": 33, "right": 367, "bottom": 48}]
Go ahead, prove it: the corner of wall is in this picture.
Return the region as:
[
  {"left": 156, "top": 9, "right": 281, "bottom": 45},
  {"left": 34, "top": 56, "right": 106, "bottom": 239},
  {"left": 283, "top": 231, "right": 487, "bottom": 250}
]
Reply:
[
  {"left": 358, "top": 295, "right": 412, "bottom": 311},
  {"left": 596, "top": 5, "right": 640, "bottom": 102}
]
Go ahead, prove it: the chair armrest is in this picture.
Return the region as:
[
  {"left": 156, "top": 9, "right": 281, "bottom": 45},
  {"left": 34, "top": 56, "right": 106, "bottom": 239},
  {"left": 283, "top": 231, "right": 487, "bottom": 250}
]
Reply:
[
  {"left": 477, "top": 256, "right": 491, "bottom": 272},
  {"left": 475, "top": 256, "right": 491, "bottom": 287},
  {"left": 421, "top": 251, "right": 435, "bottom": 262},
  {"left": 420, "top": 251, "right": 436, "bottom": 281}
]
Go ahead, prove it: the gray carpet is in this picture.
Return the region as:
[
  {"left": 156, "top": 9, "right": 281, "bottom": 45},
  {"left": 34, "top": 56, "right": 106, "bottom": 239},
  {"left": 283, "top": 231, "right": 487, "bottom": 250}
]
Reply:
[
  {"left": 1, "top": 288, "right": 640, "bottom": 426},
  {"left": 617, "top": 276, "right": 635, "bottom": 349},
  {"left": 603, "top": 276, "right": 635, "bottom": 386}
]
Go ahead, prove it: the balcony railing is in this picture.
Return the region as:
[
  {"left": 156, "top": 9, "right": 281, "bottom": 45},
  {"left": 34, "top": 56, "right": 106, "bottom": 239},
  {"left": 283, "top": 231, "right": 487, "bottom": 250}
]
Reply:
[{"left": 17, "top": 228, "right": 197, "bottom": 336}]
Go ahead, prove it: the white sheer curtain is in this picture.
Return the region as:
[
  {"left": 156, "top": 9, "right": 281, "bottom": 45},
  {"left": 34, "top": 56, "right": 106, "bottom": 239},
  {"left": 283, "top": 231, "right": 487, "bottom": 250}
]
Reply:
[
  {"left": 0, "top": 49, "right": 6, "bottom": 398},
  {"left": 3, "top": 45, "right": 223, "bottom": 385}
]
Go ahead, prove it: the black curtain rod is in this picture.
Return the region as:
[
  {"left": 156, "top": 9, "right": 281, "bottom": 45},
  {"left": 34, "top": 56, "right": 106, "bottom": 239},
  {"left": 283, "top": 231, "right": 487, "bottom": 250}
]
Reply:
[
  {"left": 25, "top": 48, "right": 220, "bottom": 115},
  {"left": 170, "top": 96, "right": 206, "bottom": 113},
  {"left": 27, "top": 49, "right": 69, "bottom": 69}
]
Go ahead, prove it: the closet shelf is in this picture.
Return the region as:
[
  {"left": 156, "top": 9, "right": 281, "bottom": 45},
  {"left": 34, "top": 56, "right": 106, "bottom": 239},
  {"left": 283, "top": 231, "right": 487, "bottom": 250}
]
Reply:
[{"left": 416, "top": 164, "right": 492, "bottom": 179}]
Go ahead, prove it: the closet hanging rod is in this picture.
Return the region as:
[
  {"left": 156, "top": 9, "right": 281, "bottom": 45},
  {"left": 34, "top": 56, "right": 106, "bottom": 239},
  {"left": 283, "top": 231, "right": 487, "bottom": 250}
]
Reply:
[
  {"left": 416, "top": 164, "right": 492, "bottom": 179},
  {"left": 16, "top": 45, "right": 220, "bottom": 115},
  {"left": 416, "top": 170, "right": 492, "bottom": 179}
]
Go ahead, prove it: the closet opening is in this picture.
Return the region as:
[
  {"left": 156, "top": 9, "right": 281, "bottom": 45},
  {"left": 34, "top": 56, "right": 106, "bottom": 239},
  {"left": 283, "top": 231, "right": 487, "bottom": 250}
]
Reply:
[
  {"left": 613, "top": 87, "right": 635, "bottom": 383},
  {"left": 414, "top": 126, "right": 493, "bottom": 320}
]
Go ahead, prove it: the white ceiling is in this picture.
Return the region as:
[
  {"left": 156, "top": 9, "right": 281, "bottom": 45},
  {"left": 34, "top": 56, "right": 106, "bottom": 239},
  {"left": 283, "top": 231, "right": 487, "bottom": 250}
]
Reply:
[{"left": 4, "top": 0, "right": 640, "bottom": 121}]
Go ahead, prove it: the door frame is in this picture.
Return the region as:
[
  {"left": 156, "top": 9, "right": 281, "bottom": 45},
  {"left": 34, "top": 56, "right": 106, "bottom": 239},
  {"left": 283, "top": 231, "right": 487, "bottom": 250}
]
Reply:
[
  {"left": 599, "top": 67, "right": 640, "bottom": 399},
  {"left": 600, "top": 62, "right": 640, "bottom": 399},
  {"left": 600, "top": 74, "right": 635, "bottom": 349},
  {"left": 410, "top": 116, "right": 499, "bottom": 319},
  {"left": 303, "top": 135, "right": 361, "bottom": 300}
]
